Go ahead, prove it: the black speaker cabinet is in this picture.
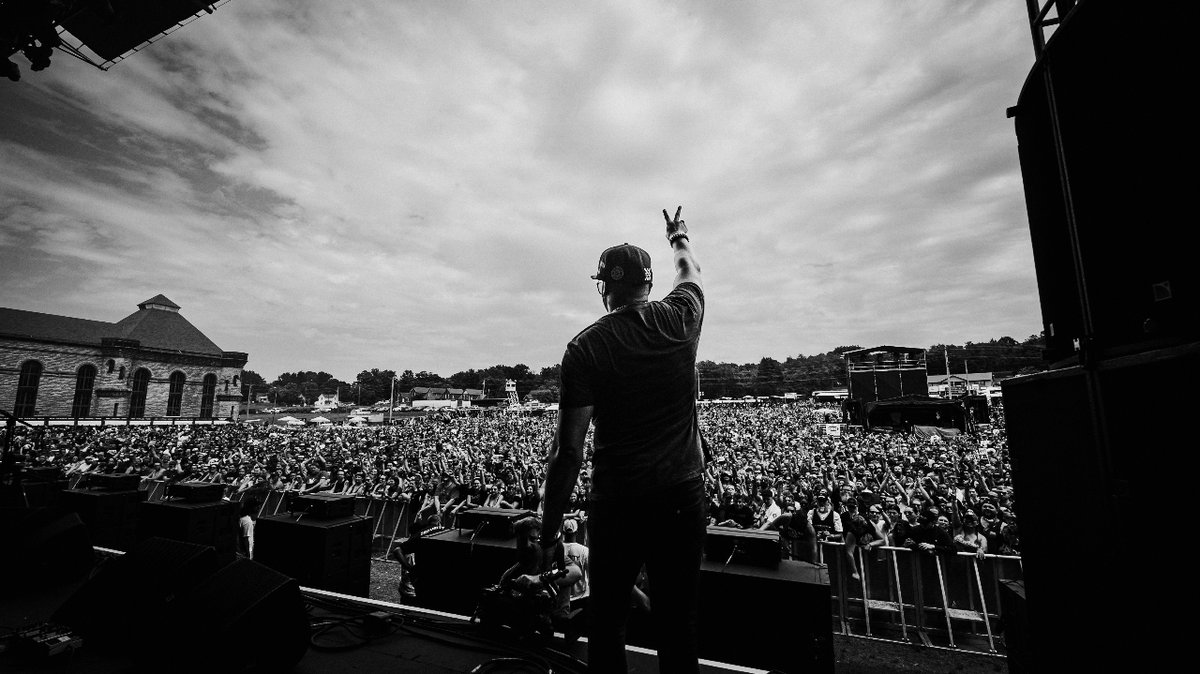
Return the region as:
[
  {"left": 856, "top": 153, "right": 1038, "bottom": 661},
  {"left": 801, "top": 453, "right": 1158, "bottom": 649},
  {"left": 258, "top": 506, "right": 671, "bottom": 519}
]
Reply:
[
  {"left": 143, "top": 558, "right": 309, "bottom": 673},
  {"left": 408, "top": 528, "right": 518, "bottom": 616},
  {"left": 138, "top": 498, "right": 238, "bottom": 560},
  {"left": 54, "top": 537, "right": 221, "bottom": 652},
  {"left": 1003, "top": 340, "right": 1195, "bottom": 671},
  {"left": 698, "top": 560, "right": 833, "bottom": 673},
  {"left": 998, "top": 580, "right": 1030, "bottom": 674},
  {"left": 0, "top": 507, "right": 93, "bottom": 595},
  {"left": 254, "top": 513, "right": 373, "bottom": 596},
  {"left": 59, "top": 487, "right": 146, "bottom": 550},
  {"left": 1012, "top": 1, "right": 1192, "bottom": 363}
]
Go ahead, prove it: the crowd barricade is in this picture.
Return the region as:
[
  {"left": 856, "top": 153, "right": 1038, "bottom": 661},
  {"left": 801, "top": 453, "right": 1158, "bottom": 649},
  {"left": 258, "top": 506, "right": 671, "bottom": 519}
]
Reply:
[{"left": 818, "top": 540, "right": 1021, "bottom": 653}]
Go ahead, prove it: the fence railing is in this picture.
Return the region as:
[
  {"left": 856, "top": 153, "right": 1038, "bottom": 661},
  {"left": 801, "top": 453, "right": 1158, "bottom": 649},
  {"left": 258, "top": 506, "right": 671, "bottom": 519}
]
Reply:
[
  {"left": 816, "top": 540, "right": 1021, "bottom": 653},
  {"left": 16, "top": 416, "right": 233, "bottom": 427}
]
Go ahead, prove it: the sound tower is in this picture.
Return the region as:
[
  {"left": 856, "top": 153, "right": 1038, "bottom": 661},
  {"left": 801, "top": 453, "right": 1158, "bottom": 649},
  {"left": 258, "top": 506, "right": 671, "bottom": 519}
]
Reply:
[
  {"left": 1005, "top": 2, "right": 1192, "bottom": 670},
  {"left": 1011, "top": 0, "right": 1192, "bottom": 364}
]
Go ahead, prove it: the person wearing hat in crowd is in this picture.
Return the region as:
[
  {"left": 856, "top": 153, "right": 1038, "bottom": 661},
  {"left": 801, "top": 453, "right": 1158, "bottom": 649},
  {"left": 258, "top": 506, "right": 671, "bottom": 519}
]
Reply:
[
  {"left": 561, "top": 518, "right": 590, "bottom": 606},
  {"left": 539, "top": 206, "right": 705, "bottom": 673},
  {"left": 954, "top": 511, "right": 988, "bottom": 560},
  {"left": 806, "top": 489, "right": 843, "bottom": 562}
]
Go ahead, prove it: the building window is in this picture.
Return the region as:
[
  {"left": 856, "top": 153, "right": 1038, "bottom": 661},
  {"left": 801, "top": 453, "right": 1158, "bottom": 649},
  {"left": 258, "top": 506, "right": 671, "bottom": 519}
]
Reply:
[
  {"left": 14, "top": 361, "right": 43, "bottom": 417},
  {"left": 200, "top": 374, "right": 217, "bottom": 419},
  {"left": 72, "top": 364, "right": 97, "bottom": 418},
  {"left": 166, "top": 371, "right": 186, "bottom": 416},
  {"left": 118, "top": 366, "right": 125, "bottom": 380},
  {"left": 129, "top": 368, "right": 151, "bottom": 418},
  {"left": 106, "top": 360, "right": 115, "bottom": 374}
]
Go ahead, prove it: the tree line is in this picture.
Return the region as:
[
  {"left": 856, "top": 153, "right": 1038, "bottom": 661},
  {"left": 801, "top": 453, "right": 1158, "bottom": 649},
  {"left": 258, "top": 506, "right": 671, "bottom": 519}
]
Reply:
[{"left": 242, "top": 334, "right": 1046, "bottom": 405}]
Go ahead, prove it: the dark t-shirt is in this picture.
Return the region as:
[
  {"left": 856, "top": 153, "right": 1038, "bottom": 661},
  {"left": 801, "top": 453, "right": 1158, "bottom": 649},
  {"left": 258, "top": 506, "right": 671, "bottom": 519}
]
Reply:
[{"left": 560, "top": 282, "right": 705, "bottom": 500}]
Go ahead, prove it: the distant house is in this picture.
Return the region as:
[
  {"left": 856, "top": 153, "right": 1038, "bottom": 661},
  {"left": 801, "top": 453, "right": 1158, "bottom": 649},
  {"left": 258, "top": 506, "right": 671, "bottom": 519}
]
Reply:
[
  {"left": 927, "top": 373, "right": 995, "bottom": 397},
  {"left": 313, "top": 392, "right": 341, "bottom": 411},
  {"left": 409, "top": 386, "right": 485, "bottom": 408}
]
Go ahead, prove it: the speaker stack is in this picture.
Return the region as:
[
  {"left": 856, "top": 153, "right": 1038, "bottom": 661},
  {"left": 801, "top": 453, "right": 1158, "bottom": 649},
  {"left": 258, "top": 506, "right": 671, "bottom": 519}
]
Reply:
[
  {"left": 1004, "top": 1, "right": 1190, "bottom": 670},
  {"left": 254, "top": 494, "right": 373, "bottom": 597},
  {"left": 137, "top": 482, "right": 238, "bottom": 562},
  {"left": 408, "top": 527, "right": 519, "bottom": 617},
  {"left": 58, "top": 474, "right": 146, "bottom": 551}
]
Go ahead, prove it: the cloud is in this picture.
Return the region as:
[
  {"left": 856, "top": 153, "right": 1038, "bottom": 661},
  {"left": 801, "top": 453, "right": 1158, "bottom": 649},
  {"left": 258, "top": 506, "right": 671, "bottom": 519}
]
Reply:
[{"left": 0, "top": 0, "right": 1041, "bottom": 379}]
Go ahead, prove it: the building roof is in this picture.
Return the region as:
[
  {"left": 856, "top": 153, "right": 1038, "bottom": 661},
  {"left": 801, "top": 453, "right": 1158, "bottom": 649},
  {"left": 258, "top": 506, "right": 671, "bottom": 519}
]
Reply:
[
  {"left": 0, "top": 295, "right": 225, "bottom": 356},
  {"left": 927, "top": 373, "right": 995, "bottom": 384},
  {"left": 842, "top": 346, "right": 926, "bottom": 358}
]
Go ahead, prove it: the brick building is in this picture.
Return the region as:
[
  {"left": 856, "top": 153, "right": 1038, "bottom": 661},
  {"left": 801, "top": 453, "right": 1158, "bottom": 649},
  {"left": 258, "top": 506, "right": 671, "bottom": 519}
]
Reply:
[{"left": 0, "top": 294, "right": 247, "bottom": 419}]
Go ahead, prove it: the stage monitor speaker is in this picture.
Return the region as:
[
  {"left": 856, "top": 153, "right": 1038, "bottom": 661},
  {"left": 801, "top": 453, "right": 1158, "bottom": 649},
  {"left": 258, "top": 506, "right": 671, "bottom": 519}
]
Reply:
[
  {"left": 455, "top": 506, "right": 533, "bottom": 538},
  {"left": 408, "top": 528, "right": 518, "bottom": 616},
  {"left": 1012, "top": 1, "right": 1192, "bottom": 363},
  {"left": 255, "top": 513, "right": 373, "bottom": 596},
  {"left": 141, "top": 558, "right": 309, "bottom": 674},
  {"left": 53, "top": 536, "right": 221, "bottom": 652},
  {"left": 57, "top": 0, "right": 222, "bottom": 61},
  {"left": 1002, "top": 341, "right": 1196, "bottom": 671},
  {"left": 704, "top": 525, "right": 780, "bottom": 568},
  {"left": 164, "top": 481, "right": 226, "bottom": 503},
  {"left": 698, "top": 560, "right": 833, "bottom": 674},
  {"left": 287, "top": 492, "right": 357, "bottom": 518}
]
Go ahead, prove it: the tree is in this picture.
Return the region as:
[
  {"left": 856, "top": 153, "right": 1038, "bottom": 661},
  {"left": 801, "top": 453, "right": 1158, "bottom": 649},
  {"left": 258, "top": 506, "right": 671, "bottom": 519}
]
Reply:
[
  {"left": 241, "top": 370, "right": 267, "bottom": 388},
  {"left": 355, "top": 369, "right": 396, "bottom": 404},
  {"left": 755, "top": 357, "right": 784, "bottom": 396}
]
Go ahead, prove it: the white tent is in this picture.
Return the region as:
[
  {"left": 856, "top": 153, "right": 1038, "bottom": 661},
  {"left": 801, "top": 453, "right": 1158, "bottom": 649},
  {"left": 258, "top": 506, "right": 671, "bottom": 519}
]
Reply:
[
  {"left": 310, "top": 416, "right": 332, "bottom": 425},
  {"left": 347, "top": 416, "right": 366, "bottom": 424},
  {"left": 276, "top": 416, "right": 299, "bottom": 423}
]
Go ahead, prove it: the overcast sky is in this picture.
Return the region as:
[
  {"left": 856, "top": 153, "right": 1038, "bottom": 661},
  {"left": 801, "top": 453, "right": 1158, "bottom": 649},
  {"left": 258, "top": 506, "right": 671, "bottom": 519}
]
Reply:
[{"left": 0, "top": 0, "right": 1043, "bottom": 382}]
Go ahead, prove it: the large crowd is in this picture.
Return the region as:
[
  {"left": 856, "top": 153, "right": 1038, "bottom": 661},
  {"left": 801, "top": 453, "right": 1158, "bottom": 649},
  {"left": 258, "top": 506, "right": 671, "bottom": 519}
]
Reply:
[{"left": 5, "top": 401, "right": 1019, "bottom": 564}]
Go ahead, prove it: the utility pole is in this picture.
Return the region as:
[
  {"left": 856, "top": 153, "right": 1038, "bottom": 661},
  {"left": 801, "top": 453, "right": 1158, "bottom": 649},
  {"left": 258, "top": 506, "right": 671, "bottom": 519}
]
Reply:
[
  {"left": 944, "top": 347, "right": 951, "bottom": 398},
  {"left": 388, "top": 376, "right": 396, "bottom": 425}
]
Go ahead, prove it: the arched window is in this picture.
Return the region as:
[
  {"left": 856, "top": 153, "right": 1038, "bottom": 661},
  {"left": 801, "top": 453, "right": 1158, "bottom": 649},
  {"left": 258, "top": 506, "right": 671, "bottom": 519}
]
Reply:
[
  {"left": 14, "top": 361, "right": 42, "bottom": 417},
  {"left": 129, "top": 368, "right": 151, "bottom": 418},
  {"left": 106, "top": 360, "right": 115, "bottom": 374},
  {"left": 72, "top": 364, "right": 97, "bottom": 418},
  {"left": 118, "top": 366, "right": 126, "bottom": 380},
  {"left": 166, "top": 371, "right": 186, "bottom": 416},
  {"left": 200, "top": 374, "right": 217, "bottom": 419}
]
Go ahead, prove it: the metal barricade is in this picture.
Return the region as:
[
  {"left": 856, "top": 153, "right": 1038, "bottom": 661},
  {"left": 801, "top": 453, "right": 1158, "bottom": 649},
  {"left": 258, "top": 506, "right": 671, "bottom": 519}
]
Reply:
[{"left": 817, "top": 540, "right": 1020, "bottom": 653}]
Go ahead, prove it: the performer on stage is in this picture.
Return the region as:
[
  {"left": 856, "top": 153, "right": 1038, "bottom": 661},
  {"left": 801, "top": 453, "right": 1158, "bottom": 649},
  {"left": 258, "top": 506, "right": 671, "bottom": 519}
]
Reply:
[{"left": 539, "top": 206, "right": 706, "bottom": 673}]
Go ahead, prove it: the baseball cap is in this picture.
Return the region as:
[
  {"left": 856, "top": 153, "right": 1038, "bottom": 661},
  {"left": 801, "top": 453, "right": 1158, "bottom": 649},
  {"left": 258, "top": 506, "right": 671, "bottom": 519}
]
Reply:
[
  {"left": 562, "top": 519, "right": 578, "bottom": 534},
  {"left": 592, "top": 243, "right": 652, "bottom": 284}
]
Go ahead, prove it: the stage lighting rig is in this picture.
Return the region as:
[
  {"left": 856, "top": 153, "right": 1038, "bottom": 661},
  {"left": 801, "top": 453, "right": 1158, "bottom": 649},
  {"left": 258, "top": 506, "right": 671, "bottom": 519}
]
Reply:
[{"left": 2, "top": 0, "right": 230, "bottom": 83}]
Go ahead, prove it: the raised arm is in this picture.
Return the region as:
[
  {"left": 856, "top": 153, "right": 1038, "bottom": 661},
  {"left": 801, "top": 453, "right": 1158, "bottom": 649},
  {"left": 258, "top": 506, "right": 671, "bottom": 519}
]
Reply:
[{"left": 664, "top": 206, "right": 702, "bottom": 290}]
